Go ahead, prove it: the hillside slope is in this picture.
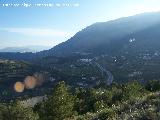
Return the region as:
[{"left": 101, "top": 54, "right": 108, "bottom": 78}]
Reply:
[{"left": 40, "top": 12, "right": 160, "bottom": 57}]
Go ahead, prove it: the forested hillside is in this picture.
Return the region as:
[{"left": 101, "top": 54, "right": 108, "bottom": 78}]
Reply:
[{"left": 1, "top": 81, "right": 160, "bottom": 120}]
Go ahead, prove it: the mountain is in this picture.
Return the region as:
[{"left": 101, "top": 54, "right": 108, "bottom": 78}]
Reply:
[
  {"left": 1, "top": 12, "right": 160, "bottom": 60},
  {"left": 39, "top": 12, "right": 160, "bottom": 57},
  {"left": 1, "top": 12, "right": 160, "bottom": 98},
  {"left": 36, "top": 12, "right": 160, "bottom": 83},
  {"left": 0, "top": 46, "right": 51, "bottom": 53}
]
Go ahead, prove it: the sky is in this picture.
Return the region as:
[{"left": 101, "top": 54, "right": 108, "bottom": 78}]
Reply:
[{"left": 0, "top": 0, "right": 160, "bottom": 49}]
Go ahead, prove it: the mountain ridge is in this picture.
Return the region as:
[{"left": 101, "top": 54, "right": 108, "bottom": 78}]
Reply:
[
  {"left": 0, "top": 12, "right": 160, "bottom": 60},
  {"left": 38, "top": 12, "right": 160, "bottom": 57},
  {"left": 0, "top": 46, "right": 51, "bottom": 53}
]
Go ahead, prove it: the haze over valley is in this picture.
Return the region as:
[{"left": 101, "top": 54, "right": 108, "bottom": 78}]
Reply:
[{"left": 1, "top": 0, "right": 160, "bottom": 119}]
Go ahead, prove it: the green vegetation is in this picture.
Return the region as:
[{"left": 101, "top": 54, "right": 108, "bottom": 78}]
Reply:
[
  {"left": 0, "top": 59, "right": 37, "bottom": 82},
  {"left": 1, "top": 57, "right": 160, "bottom": 119},
  {"left": 37, "top": 81, "right": 75, "bottom": 120},
  {"left": 0, "top": 57, "right": 103, "bottom": 101},
  {"left": 97, "top": 52, "right": 160, "bottom": 83},
  {"left": 1, "top": 80, "right": 160, "bottom": 120},
  {"left": 0, "top": 101, "right": 39, "bottom": 120},
  {"left": 0, "top": 59, "right": 43, "bottom": 100}
]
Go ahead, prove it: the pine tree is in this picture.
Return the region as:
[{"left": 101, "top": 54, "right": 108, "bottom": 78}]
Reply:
[{"left": 44, "top": 81, "right": 74, "bottom": 120}]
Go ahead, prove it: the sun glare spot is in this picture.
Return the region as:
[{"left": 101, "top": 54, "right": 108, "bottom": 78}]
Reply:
[
  {"left": 14, "top": 82, "right": 25, "bottom": 93},
  {"left": 24, "top": 76, "right": 37, "bottom": 89}
]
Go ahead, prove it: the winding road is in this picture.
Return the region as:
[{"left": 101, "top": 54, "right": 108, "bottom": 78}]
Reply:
[{"left": 91, "top": 61, "right": 114, "bottom": 85}]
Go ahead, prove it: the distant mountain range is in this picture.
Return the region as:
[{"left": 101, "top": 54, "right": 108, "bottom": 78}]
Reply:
[
  {"left": 1, "top": 12, "right": 160, "bottom": 60},
  {"left": 1, "top": 12, "right": 160, "bottom": 92},
  {"left": 40, "top": 12, "right": 160, "bottom": 57},
  {"left": 0, "top": 46, "right": 51, "bottom": 53}
]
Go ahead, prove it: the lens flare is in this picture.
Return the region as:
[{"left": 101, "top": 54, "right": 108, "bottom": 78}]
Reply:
[
  {"left": 14, "top": 82, "right": 25, "bottom": 93},
  {"left": 34, "top": 73, "right": 44, "bottom": 86},
  {"left": 24, "top": 76, "right": 37, "bottom": 89},
  {"left": 14, "top": 73, "right": 45, "bottom": 92}
]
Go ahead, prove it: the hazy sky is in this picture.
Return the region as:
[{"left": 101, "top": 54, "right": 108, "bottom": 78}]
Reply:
[{"left": 0, "top": 0, "right": 160, "bottom": 49}]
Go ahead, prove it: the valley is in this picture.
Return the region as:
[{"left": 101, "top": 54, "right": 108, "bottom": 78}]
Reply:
[{"left": 1, "top": 11, "right": 160, "bottom": 119}]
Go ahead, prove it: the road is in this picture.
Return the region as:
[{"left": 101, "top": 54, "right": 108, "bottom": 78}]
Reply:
[{"left": 92, "top": 61, "right": 114, "bottom": 85}]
